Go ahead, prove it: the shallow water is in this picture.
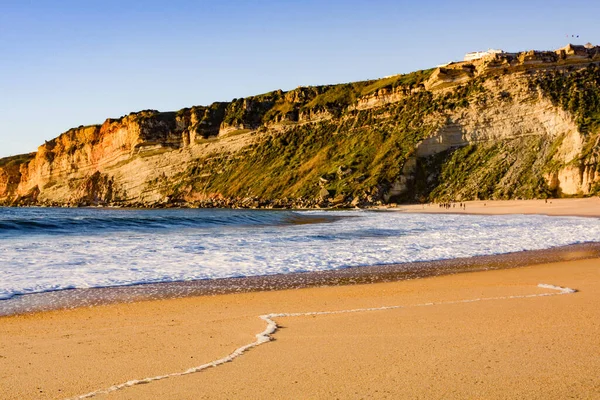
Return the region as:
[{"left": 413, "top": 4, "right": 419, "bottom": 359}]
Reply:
[{"left": 1, "top": 207, "right": 600, "bottom": 301}]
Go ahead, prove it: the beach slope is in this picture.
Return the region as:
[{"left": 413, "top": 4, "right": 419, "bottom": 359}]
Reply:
[{"left": 1, "top": 257, "right": 599, "bottom": 399}]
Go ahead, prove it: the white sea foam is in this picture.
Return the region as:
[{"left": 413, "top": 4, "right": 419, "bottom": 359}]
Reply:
[{"left": 0, "top": 211, "right": 598, "bottom": 300}]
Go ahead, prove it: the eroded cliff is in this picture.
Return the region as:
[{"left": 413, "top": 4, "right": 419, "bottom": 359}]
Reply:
[{"left": 1, "top": 45, "right": 599, "bottom": 207}]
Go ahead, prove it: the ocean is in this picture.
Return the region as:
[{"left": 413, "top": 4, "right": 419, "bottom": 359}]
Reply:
[{"left": 1, "top": 207, "right": 600, "bottom": 302}]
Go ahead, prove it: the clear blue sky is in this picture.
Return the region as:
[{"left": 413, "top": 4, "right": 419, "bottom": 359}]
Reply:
[{"left": 0, "top": 0, "right": 597, "bottom": 157}]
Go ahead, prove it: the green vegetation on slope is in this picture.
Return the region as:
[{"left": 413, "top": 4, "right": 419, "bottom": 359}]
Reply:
[
  {"left": 414, "top": 136, "right": 557, "bottom": 202},
  {"left": 217, "top": 68, "right": 436, "bottom": 127},
  {"left": 157, "top": 80, "right": 486, "bottom": 203},
  {"left": 534, "top": 65, "right": 600, "bottom": 134}
]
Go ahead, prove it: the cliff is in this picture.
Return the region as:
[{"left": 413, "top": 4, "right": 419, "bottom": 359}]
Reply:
[{"left": 1, "top": 44, "right": 600, "bottom": 208}]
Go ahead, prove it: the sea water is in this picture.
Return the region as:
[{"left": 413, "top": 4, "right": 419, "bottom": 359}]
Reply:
[{"left": 1, "top": 207, "right": 600, "bottom": 301}]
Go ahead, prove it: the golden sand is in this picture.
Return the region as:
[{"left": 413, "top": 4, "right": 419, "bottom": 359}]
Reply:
[{"left": 397, "top": 197, "right": 600, "bottom": 217}]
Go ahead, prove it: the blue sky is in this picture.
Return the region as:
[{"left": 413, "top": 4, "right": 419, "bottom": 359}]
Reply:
[{"left": 0, "top": 0, "right": 597, "bottom": 157}]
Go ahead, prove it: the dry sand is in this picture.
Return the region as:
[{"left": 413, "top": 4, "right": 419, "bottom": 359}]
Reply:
[
  {"left": 1, "top": 198, "right": 599, "bottom": 399},
  {"left": 397, "top": 197, "right": 600, "bottom": 217}
]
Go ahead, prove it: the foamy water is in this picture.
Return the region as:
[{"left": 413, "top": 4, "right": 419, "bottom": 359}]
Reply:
[{"left": 0, "top": 207, "right": 599, "bottom": 300}]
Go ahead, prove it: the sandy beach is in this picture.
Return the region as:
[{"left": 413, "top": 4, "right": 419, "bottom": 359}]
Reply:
[
  {"left": 1, "top": 199, "right": 599, "bottom": 399},
  {"left": 397, "top": 197, "right": 600, "bottom": 217}
]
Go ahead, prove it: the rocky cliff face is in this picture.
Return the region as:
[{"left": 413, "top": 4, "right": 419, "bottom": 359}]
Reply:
[{"left": 1, "top": 45, "right": 599, "bottom": 207}]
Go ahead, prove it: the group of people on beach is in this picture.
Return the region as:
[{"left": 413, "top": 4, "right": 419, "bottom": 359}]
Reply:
[{"left": 438, "top": 202, "right": 467, "bottom": 210}]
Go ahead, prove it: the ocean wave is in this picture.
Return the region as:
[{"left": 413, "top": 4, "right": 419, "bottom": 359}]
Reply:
[
  {"left": 0, "top": 208, "right": 331, "bottom": 236},
  {"left": 1, "top": 210, "right": 600, "bottom": 301}
]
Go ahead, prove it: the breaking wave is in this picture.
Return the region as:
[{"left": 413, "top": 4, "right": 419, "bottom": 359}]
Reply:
[{"left": 1, "top": 207, "right": 599, "bottom": 300}]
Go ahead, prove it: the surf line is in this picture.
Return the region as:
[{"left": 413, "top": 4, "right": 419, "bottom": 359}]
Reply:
[{"left": 71, "top": 283, "right": 576, "bottom": 399}]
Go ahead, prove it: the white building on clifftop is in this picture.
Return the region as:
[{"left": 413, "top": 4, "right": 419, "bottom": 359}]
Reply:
[{"left": 464, "top": 48, "right": 504, "bottom": 62}]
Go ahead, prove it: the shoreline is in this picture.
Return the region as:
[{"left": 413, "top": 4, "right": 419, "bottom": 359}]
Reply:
[
  {"left": 2, "top": 241, "right": 600, "bottom": 317},
  {"left": 2, "top": 197, "right": 600, "bottom": 317},
  {"left": 3, "top": 196, "right": 600, "bottom": 217}
]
